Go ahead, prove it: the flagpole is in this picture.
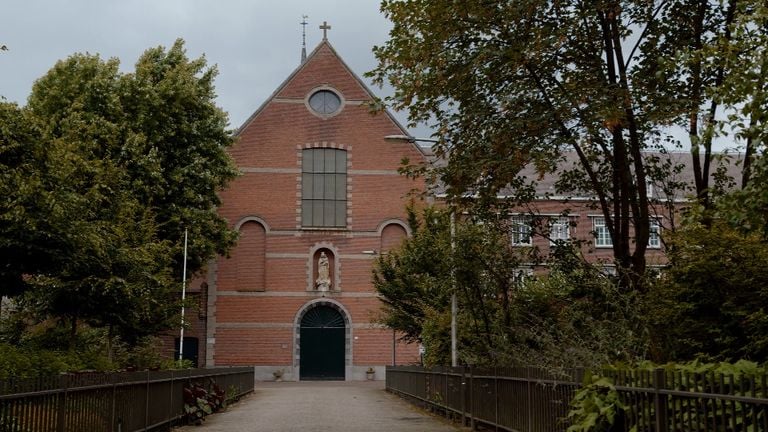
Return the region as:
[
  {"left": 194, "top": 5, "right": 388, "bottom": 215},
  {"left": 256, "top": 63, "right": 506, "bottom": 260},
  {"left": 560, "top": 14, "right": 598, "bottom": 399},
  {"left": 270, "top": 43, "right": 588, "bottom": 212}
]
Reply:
[{"left": 178, "top": 229, "right": 188, "bottom": 363}]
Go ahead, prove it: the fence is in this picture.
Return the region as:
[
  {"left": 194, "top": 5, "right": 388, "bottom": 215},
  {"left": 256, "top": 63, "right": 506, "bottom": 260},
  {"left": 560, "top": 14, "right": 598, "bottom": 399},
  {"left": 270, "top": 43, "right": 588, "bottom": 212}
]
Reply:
[
  {"left": 386, "top": 366, "right": 768, "bottom": 432},
  {"left": 604, "top": 368, "right": 768, "bottom": 431},
  {"left": 386, "top": 366, "right": 580, "bottom": 431},
  {"left": 0, "top": 367, "right": 254, "bottom": 432}
]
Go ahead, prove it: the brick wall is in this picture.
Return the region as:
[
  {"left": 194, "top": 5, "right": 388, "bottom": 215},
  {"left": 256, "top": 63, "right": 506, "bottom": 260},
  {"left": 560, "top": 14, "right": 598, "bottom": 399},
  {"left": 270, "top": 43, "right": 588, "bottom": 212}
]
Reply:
[{"left": 207, "top": 41, "right": 425, "bottom": 375}]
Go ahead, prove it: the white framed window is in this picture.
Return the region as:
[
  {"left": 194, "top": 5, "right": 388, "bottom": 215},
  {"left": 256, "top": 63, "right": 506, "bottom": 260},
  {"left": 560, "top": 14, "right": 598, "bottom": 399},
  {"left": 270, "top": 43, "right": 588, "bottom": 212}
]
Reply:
[
  {"left": 592, "top": 217, "right": 612, "bottom": 247},
  {"left": 513, "top": 267, "right": 534, "bottom": 283},
  {"left": 601, "top": 265, "right": 618, "bottom": 276},
  {"left": 510, "top": 216, "right": 532, "bottom": 246},
  {"left": 648, "top": 219, "right": 661, "bottom": 249},
  {"left": 549, "top": 217, "right": 570, "bottom": 245}
]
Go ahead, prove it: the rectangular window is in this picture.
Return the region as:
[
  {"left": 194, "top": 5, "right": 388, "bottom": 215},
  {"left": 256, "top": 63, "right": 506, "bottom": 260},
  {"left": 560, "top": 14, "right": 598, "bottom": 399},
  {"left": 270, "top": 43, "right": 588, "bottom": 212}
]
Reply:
[
  {"left": 593, "top": 217, "right": 612, "bottom": 247},
  {"left": 549, "top": 217, "right": 570, "bottom": 245},
  {"left": 513, "top": 267, "right": 534, "bottom": 283},
  {"left": 302, "top": 149, "right": 347, "bottom": 228},
  {"left": 648, "top": 219, "right": 661, "bottom": 249},
  {"left": 510, "top": 216, "right": 532, "bottom": 246}
]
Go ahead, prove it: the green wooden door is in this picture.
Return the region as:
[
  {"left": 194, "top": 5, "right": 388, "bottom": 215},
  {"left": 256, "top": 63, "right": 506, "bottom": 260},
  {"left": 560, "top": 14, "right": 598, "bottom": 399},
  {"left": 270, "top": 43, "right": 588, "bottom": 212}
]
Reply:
[{"left": 299, "top": 306, "right": 345, "bottom": 380}]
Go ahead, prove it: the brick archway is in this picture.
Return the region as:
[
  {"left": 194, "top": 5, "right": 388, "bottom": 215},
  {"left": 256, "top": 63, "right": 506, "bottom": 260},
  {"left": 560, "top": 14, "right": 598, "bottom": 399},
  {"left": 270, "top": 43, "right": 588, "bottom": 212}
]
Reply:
[{"left": 292, "top": 299, "right": 352, "bottom": 379}]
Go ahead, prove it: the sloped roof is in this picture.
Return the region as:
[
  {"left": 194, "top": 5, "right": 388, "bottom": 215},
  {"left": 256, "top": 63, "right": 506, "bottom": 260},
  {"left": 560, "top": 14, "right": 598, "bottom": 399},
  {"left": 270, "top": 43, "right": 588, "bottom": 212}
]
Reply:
[
  {"left": 234, "top": 39, "right": 427, "bottom": 158},
  {"left": 430, "top": 150, "right": 746, "bottom": 201}
]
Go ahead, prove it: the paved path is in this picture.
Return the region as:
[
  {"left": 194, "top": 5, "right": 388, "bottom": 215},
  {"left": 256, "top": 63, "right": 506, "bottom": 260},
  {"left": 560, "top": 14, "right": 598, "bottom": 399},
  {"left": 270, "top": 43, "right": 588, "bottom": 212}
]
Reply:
[{"left": 175, "top": 380, "right": 463, "bottom": 432}]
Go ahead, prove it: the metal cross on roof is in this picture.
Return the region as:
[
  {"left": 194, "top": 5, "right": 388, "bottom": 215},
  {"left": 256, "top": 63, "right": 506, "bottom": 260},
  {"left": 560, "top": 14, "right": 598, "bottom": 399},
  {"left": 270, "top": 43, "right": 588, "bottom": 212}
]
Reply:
[
  {"left": 320, "top": 21, "right": 331, "bottom": 40},
  {"left": 300, "top": 15, "right": 309, "bottom": 63}
]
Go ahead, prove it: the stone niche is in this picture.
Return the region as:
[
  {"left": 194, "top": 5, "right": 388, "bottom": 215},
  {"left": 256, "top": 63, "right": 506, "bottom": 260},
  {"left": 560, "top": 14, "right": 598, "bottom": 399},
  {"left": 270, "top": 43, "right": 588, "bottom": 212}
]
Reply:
[{"left": 311, "top": 247, "right": 337, "bottom": 292}]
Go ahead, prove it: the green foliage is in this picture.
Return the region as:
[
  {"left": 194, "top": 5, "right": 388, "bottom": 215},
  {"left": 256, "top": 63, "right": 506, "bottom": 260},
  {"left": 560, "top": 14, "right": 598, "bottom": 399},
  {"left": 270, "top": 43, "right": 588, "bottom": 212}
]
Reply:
[
  {"left": 569, "top": 361, "right": 768, "bottom": 432},
  {"left": 0, "top": 344, "right": 79, "bottom": 379},
  {"left": 370, "top": 0, "right": 768, "bottom": 290},
  {"left": 183, "top": 381, "right": 226, "bottom": 425},
  {"left": 648, "top": 216, "right": 768, "bottom": 362},
  {"left": 374, "top": 206, "right": 648, "bottom": 369},
  {"left": 567, "top": 373, "right": 628, "bottom": 432},
  {"left": 370, "top": 0, "right": 717, "bottom": 289},
  {"left": 373, "top": 206, "right": 453, "bottom": 344},
  {"left": 718, "top": 153, "right": 768, "bottom": 238},
  {"left": 374, "top": 206, "right": 530, "bottom": 366},
  {"left": 510, "top": 260, "right": 649, "bottom": 370},
  {"left": 0, "top": 39, "right": 238, "bottom": 351},
  {"left": 0, "top": 102, "right": 65, "bottom": 299},
  {"left": 122, "top": 336, "right": 193, "bottom": 371},
  {"left": 0, "top": 330, "right": 191, "bottom": 379}
]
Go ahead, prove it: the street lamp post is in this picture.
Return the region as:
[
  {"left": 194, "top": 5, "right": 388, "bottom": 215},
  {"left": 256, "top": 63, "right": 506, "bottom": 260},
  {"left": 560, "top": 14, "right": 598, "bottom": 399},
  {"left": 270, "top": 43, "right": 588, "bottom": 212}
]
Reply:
[{"left": 384, "top": 133, "right": 458, "bottom": 367}]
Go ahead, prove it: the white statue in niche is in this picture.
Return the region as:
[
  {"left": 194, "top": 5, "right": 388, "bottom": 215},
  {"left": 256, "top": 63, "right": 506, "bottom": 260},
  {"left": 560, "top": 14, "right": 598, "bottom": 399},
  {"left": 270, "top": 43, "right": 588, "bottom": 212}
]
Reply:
[{"left": 316, "top": 251, "right": 331, "bottom": 291}]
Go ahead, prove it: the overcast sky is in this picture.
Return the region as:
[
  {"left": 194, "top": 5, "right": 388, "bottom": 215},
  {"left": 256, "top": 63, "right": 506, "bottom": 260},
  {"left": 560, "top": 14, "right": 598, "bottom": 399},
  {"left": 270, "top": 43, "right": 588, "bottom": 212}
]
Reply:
[{"left": 0, "top": 0, "right": 431, "bottom": 136}]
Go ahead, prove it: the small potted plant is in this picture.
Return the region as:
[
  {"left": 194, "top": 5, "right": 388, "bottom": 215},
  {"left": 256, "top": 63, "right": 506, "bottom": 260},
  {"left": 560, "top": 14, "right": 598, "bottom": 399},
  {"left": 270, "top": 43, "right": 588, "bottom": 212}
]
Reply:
[
  {"left": 273, "top": 369, "right": 284, "bottom": 382},
  {"left": 365, "top": 367, "right": 375, "bottom": 380}
]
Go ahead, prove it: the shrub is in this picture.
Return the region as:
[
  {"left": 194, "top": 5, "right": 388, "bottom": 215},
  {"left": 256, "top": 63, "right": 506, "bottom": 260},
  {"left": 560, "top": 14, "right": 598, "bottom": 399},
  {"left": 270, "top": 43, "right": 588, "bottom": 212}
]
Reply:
[{"left": 183, "top": 380, "right": 226, "bottom": 425}]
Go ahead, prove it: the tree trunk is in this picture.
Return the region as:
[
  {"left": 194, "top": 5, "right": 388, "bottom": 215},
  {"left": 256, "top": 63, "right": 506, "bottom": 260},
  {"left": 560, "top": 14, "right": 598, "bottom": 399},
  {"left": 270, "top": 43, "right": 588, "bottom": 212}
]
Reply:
[{"left": 69, "top": 316, "right": 78, "bottom": 352}]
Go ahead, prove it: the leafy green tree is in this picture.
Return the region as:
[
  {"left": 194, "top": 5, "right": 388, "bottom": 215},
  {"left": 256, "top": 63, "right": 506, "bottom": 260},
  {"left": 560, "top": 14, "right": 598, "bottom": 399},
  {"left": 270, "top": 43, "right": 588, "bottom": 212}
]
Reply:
[
  {"left": 374, "top": 206, "right": 647, "bottom": 368},
  {"left": 513, "top": 257, "right": 649, "bottom": 369},
  {"left": 120, "top": 40, "right": 239, "bottom": 276},
  {"left": 0, "top": 101, "right": 78, "bottom": 300},
  {"left": 638, "top": 0, "right": 767, "bottom": 208},
  {"left": 369, "top": 0, "right": 766, "bottom": 290},
  {"left": 27, "top": 39, "right": 239, "bottom": 279},
  {"left": 1, "top": 40, "right": 237, "bottom": 347},
  {"left": 370, "top": 0, "right": 659, "bottom": 290},
  {"left": 13, "top": 53, "right": 173, "bottom": 346},
  {"left": 373, "top": 207, "right": 453, "bottom": 361},
  {"left": 649, "top": 214, "right": 768, "bottom": 362},
  {"left": 718, "top": 155, "right": 768, "bottom": 238},
  {"left": 374, "top": 206, "right": 525, "bottom": 365}
]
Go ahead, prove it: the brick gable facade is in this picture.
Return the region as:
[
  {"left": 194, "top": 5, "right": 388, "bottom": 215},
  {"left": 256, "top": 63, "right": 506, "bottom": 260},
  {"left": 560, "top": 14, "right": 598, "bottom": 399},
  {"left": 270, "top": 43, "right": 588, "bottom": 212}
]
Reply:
[{"left": 199, "top": 40, "right": 424, "bottom": 380}]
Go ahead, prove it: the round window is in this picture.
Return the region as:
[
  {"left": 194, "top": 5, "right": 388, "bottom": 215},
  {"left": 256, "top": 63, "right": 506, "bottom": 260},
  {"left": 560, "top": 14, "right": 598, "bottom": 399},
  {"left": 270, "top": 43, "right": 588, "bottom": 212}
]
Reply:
[{"left": 308, "top": 90, "right": 342, "bottom": 115}]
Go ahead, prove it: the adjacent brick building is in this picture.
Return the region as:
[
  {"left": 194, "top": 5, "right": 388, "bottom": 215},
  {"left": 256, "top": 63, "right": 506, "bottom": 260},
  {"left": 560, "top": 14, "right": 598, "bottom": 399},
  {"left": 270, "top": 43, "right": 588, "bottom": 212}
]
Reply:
[{"left": 187, "top": 37, "right": 424, "bottom": 380}]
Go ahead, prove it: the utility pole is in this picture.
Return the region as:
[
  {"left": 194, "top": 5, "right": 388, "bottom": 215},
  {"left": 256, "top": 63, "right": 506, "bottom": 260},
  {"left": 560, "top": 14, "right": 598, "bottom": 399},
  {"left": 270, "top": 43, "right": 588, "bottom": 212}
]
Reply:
[
  {"left": 178, "top": 229, "right": 189, "bottom": 363},
  {"left": 450, "top": 211, "right": 457, "bottom": 367}
]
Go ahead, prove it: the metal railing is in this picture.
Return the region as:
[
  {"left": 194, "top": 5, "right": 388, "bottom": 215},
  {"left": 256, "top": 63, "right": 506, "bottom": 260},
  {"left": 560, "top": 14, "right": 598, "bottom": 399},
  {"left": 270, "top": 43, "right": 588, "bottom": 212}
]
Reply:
[
  {"left": 386, "top": 366, "right": 580, "bottom": 431},
  {"left": 604, "top": 368, "right": 768, "bottom": 431},
  {"left": 386, "top": 366, "right": 768, "bottom": 431},
  {"left": 0, "top": 367, "right": 254, "bottom": 432}
]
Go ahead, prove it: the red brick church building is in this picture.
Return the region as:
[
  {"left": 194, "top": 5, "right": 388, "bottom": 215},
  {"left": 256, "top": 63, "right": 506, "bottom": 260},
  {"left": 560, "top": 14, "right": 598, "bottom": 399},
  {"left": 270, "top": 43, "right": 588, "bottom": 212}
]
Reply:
[
  {"left": 171, "top": 26, "right": 704, "bottom": 379},
  {"left": 182, "top": 34, "right": 424, "bottom": 380}
]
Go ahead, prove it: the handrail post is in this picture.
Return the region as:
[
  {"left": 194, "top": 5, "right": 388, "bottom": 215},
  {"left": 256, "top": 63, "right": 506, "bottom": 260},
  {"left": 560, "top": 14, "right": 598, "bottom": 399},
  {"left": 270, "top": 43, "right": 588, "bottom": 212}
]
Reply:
[
  {"left": 653, "top": 368, "right": 668, "bottom": 432},
  {"left": 461, "top": 366, "right": 466, "bottom": 426},
  {"left": 144, "top": 370, "right": 150, "bottom": 429},
  {"left": 527, "top": 367, "right": 532, "bottom": 432},
  {"left": 494, "top": 367, "right": 499, "bottom": 432},
  {"left": 444, "top": 367, "right": 449, "bottom": 418},
  {"left": 56, "top": 375, "right": 68, "bottom": 432},
  {"left": 469, "top": 366, "right": 475, "bottom": 430},
  {"left": 168, "top": 370, "right": 175, "bottom": 425},
  {"left": 110, "top": 373, "right": 117, "bottom": 432}
]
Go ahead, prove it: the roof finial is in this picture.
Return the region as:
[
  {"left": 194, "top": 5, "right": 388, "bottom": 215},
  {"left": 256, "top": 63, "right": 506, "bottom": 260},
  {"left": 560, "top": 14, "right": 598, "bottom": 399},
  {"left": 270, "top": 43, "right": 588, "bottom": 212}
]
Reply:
[
  {"left": 300, "top": 15, "right": 309, "bottom": 64},
  {"left": 320, "top": 21, "right": 331, "bottom": 41}
]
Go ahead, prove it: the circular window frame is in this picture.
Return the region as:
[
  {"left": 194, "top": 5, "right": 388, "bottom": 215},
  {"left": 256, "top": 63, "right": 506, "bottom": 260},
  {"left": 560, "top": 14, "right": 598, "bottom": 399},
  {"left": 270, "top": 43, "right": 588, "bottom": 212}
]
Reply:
[{"left": 305, "top": 86, "right": 345, "bottom": 119}]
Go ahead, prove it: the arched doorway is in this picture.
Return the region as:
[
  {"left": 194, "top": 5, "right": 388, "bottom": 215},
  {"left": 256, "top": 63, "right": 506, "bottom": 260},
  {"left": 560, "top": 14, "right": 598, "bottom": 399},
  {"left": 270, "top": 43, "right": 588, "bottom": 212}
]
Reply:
[{"left": 299, "top": 305, "right": 346, "bottom": 380}]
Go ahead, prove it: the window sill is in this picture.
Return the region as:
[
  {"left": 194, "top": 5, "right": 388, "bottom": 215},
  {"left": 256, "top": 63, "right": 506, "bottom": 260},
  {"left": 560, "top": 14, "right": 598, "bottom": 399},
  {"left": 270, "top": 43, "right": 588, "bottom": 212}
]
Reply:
[{"left": 302, "top": 227, "right": 348, "bottom": 231}]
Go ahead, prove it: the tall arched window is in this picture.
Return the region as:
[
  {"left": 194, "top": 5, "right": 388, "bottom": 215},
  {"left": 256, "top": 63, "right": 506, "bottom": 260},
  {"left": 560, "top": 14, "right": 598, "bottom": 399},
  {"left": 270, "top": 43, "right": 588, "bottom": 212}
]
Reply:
[{"left": 301, "top": 149, "right": 347, "bottom": 228}]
